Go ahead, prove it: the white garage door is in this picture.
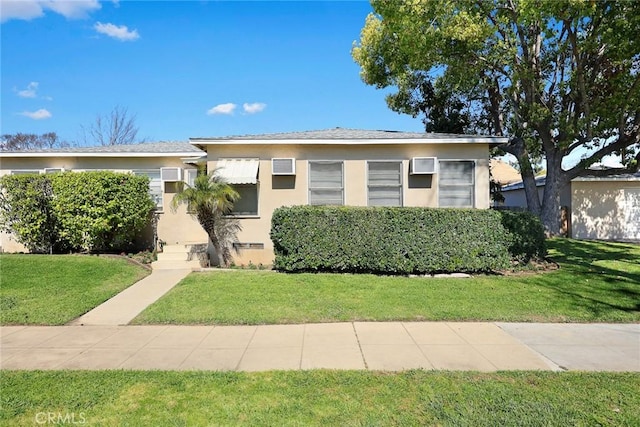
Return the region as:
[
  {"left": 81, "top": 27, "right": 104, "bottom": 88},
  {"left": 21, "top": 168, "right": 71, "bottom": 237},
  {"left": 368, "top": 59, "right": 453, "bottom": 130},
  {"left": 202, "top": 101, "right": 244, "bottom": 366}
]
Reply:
[{"left": 624, "top": 188, "right": 640, "bottom": 240}]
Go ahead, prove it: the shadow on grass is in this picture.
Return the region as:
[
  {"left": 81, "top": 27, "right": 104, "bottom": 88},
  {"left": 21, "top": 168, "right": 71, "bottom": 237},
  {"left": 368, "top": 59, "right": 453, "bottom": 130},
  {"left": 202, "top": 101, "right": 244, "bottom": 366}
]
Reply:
[{"left": 537, "top": 239, "right": 640, "bottom": 319}]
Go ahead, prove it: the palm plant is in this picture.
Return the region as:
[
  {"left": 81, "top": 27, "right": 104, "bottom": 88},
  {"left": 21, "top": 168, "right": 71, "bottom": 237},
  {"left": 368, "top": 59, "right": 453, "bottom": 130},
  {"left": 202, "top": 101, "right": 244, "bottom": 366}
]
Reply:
[{"left": 171, "top": 169, "right": 240, "bottom": 267}]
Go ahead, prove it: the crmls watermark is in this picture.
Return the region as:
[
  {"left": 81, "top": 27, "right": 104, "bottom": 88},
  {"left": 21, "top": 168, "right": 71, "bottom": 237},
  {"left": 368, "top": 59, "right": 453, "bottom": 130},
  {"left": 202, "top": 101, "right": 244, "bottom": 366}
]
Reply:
[{"left": 35, "top": 412, "right": 86, "bottom": 425}]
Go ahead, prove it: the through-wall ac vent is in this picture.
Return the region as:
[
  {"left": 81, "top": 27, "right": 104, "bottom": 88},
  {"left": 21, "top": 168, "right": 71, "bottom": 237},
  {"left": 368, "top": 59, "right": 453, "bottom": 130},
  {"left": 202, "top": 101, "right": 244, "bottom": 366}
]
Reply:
[
  {"left": 44, "top": 168, "right": 64, "bottom": 174},
  {"left": 161, "top": 167, "right": 182, "bottom": 182},
  {"left": 410, "top": 157, "right": 438, "bottom": 174},
  {"left": 272, "top": 158, "right": 296, "bottom": 175}
]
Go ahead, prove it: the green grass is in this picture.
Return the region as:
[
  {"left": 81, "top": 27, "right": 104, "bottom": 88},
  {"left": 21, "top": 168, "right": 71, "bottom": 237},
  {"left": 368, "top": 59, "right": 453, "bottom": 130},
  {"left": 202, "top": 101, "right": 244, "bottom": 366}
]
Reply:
[
  {"left": 0, "top": 254, "right": 149, "bottom": 325},
  {"left": 134, "top": 239, "right": 640, "bottom": 324},
  {"left": 1, "top": 371, "right": 638, "bottom": 426}
]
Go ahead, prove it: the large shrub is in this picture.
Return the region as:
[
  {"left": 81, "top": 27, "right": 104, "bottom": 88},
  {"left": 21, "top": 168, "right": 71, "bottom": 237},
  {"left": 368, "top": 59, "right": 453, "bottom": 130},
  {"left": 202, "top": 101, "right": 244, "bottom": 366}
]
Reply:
[
  {"left": 0, "top": 171, "right": 155, "bottom": 253},
  {"left": 271, "top": 206, "right": 513, "bottom": 274},
  {"left": 0, "top": 174, "right": 59, "bottom": 253},
  {"left": 496, "top": 209, "right": 546, "bottom": 262}
]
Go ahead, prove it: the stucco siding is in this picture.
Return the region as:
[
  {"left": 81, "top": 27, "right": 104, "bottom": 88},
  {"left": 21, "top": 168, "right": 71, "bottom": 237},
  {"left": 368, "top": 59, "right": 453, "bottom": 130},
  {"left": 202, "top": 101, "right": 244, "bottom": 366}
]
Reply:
[
  {"left": 0, "top": 156, "right": 207, "bottom": 253},
  {"left": 571, "top": 180, "right": 640, "bottom": 241},
  {"left": 207, "top": 143, "right": 491, "bottom": 265}
]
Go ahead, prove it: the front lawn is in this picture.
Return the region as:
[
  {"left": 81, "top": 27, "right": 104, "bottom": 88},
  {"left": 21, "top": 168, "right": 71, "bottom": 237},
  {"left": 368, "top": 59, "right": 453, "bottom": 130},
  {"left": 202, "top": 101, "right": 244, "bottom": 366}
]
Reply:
[
  {"left": 2, "top": 371, "right": 638, "bottom": 426},
  {"left": 0, "top": 255, "right": 149, "bottom": 325},
  {"left": 134, "top": 239, "right": 640, "bottom": 324}
]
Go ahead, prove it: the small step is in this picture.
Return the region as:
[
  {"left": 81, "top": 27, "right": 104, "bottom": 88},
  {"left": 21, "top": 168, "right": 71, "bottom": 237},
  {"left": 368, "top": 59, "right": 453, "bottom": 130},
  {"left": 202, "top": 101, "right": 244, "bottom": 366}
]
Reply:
[
  {"left": 156, "top": 252, "right": 191, "bottom": 262},
  {"left": 162, "top": 245, "right": 191, "bottom": 253},
  {"left": 151, "top": 259, "right": 203, "bottom": 270}
]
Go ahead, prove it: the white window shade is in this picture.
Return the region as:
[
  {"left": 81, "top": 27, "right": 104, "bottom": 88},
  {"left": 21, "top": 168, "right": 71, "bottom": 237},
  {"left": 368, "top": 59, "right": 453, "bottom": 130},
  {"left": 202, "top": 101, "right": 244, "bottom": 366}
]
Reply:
[{"left": 216, "top": 159, "right": 259, "bottom": 184}]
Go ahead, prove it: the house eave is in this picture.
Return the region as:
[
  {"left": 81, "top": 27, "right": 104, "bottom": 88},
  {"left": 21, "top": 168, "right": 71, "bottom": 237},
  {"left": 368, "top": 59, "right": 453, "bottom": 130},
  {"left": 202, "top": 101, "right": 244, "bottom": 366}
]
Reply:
[
  {"left": 0, "top": 152, "right": 205, "bottom": 158},
  {"left": 189, "top": 137, "right": 508, "bottom": 146}
]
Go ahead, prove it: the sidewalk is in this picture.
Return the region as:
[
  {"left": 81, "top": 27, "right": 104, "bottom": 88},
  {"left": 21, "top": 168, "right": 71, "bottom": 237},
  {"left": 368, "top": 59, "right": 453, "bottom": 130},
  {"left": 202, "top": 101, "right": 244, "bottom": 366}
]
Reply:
[
  {"left": 69, "top": 268, "right": 191, "bottom": 326},
  {"left": 1, "top": 322, "right": 638, "bottom": 372}
]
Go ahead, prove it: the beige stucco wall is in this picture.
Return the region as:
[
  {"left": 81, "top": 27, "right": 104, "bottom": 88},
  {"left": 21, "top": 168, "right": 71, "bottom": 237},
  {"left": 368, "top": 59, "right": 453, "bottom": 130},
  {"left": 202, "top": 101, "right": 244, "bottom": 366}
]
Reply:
[
  {"left": 0, "top": 156, "right": 206, "bottom": 253},
  {"left": 571, "top": 180, "right": 640, "bottom": 241},
  {"left": 207, "top": 143, "right": 491, "bottom": 266}
]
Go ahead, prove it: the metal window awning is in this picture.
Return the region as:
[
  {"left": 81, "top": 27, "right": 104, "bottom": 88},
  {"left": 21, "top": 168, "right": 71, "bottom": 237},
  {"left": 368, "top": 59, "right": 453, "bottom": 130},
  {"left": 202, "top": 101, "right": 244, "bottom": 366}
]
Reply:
[{"left": 215, "top": 158, "right": 259, "bottom": 184}]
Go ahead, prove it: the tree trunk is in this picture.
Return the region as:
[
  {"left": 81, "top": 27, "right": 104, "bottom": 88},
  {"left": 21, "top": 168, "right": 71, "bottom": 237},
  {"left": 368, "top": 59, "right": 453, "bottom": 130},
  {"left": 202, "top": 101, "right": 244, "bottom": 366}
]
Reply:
[
  {"left": 504, "top": 137, "right": 541, "bottom": 215},
  {"left": 539, "top": 151, "right": 564, "bottom": 236},
  {"left": 197, "top": 209, "right": 226, "bottom": 267},
  {"left": 209, "top": 234, "right": 225, "bottom": 268}
]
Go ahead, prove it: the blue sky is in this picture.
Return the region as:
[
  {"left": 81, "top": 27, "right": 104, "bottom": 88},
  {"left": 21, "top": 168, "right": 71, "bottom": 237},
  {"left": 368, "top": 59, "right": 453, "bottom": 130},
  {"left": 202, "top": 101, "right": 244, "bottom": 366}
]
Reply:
[{"left": 1, "top": 0, "right": 426, "bottom": 145}]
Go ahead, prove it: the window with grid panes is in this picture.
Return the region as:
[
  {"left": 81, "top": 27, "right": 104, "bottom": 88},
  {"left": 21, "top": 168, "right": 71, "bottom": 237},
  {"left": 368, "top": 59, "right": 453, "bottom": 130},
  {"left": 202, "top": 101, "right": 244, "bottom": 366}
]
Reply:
[
  {"left": 367, "top": 161, "right": 402, "bottom": 206},
  {"left": 438, "top": 161, "right": 475, "bottom": 207},
  {"left": 308, "top": 161, "right": 344, "bottom": 205}
]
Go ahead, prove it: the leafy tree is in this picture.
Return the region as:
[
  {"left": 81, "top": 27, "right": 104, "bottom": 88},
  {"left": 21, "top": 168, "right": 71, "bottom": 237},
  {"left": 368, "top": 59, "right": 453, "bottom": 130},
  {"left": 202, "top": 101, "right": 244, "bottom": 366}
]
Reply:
[
  {"left": 0, "top": 132, "right": 70, "bottom": 151},
  {"left": 386, "top": 71, "right": 471, "bottom": 133},
  {"left": 353, "top": 0, "right": 640, "bottom": 234},
  {"left": 171, "top": 169, "right": 241, "bottom": 267},
  {"left": 81, "top": 105, "right": 142, "bottom": 146}
]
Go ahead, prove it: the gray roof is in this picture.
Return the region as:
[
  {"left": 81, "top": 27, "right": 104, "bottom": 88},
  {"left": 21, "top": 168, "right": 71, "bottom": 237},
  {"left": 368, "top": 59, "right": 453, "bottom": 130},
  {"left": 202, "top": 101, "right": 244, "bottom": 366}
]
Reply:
[
  {"left": 1, "top": 141, "right": 205, "bottom": 156},
  {"left": 573, "top": 171, "right": 640, "bottom": 181},
  {"left": 502, "top": 170, "right": 640, "bottom": 190},
  {"left": 191, "top": 128, "right": 506, "bottom": 142},
  {"left": 501, "top": 176, "right": 546, "bottom": 191}
]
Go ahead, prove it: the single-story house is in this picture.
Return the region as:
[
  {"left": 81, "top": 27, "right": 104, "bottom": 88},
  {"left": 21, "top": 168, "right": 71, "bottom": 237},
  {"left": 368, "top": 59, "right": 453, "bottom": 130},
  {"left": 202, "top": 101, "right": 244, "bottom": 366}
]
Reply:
[
  {"left": 0, "top": 142, "right": 209, "bottom": 253},
  {"left": 501, "top": 171, "right": 640, "bottom": 241},
  {"left": 0, "top": 128, "right": 507, "bottom": 264}
]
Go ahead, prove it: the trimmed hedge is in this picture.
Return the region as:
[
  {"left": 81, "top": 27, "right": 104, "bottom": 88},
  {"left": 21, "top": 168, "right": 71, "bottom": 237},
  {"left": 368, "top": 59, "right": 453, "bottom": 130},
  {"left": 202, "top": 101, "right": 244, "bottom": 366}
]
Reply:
[
  {"left": 0, "top": 171, "right": 155, "bottom": 253},
  {"left": 271, "top": 206, "right": 545, "bottom": 274},
  {"left": 497, "top": 209, "right": 546, "bottom": 262}
]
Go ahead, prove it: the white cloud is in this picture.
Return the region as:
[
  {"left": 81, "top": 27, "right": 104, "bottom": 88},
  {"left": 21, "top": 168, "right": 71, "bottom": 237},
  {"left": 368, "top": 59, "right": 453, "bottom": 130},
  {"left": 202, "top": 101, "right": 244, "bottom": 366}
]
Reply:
[
  {"left": 243, "top": 102, "right": 266, "bottom": 114},
  {"left": 94, "top": 22, "right": 140, "bottom": 41},
  {"left": 19, "top": 108, "right": 52, "bottom": 120},
  {"left": 1, "top": 0, "right": 101, "bottom": 23},
  {"left": 45, "top": 0, "right": 100, "bottom": 19},
  {"left": 17, "top": 82, "right": 39, "bottom": 98},
  {"left": 207, "top": 103, "right": 237, "bottom": 115}
]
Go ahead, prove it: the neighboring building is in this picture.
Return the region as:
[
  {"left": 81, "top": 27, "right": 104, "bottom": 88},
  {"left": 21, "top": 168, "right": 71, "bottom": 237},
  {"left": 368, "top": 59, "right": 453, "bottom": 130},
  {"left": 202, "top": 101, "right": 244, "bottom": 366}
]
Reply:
[
  {"left": 501, "top": 176, "right": 570, "bottom": 209},
  {"left": 191, "top": 128, "right": 506, "bottom": 264},
  {"left": 571, "top": 172, "right": 640, "bottom": 241},
  {"left": 490, "top": 159, "right": 521, "bottom": 186},
  {"left": 0, "top": 129, "right": 507, "bottom": 264},
  {"left": 0, "top": 142, "right": 208, "bottom": 253},
  {"left": 500, "top": 171, "right": 640, "bottom": 241}
]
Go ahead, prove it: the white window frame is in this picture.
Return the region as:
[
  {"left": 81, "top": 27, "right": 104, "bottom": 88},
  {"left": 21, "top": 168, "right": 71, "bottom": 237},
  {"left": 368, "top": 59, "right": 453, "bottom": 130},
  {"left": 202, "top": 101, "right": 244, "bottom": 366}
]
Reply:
[
  {"left": 10, "top": 169, "right": 41, "bottom": 175},
  {"left": 367, "top": 161, "right": 403, "bottom": 207},
  {"left": 308, "top": 160, "right": 344, "bottom": 206},
  {"left": 184, "top": 168, "right": 198, "bottom": 187},
  {"left": 132, "top": 169, "right": 163, "bottom": 211},
  {"left": 438, "top": 160, "right": 476, "bottom": 208}
]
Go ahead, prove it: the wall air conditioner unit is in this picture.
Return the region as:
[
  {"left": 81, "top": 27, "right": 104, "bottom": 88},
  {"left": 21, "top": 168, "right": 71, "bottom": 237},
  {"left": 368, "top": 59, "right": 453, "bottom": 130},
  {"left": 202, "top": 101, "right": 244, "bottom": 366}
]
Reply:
[
  {"left": 44, "top": 168, "right": 64, "bottom": 174},
  {"left": 160, "top": 167, "right": 182, "bottom": 182},
  {"left": 410, "top": 157, "right": 438, "bottom": 174},
  {"left": 271, "top": 158, "right": 296, "bottom": 175}
]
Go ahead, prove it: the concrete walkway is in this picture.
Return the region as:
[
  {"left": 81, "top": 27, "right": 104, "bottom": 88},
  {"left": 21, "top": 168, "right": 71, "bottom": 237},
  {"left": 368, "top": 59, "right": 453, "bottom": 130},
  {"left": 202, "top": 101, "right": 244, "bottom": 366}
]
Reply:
[
  {"left": 69, "top": 269, "right": 191, "bottom": 326},
  {"left": 1, "top": 322, "right": 638, "bottom": 372}
]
